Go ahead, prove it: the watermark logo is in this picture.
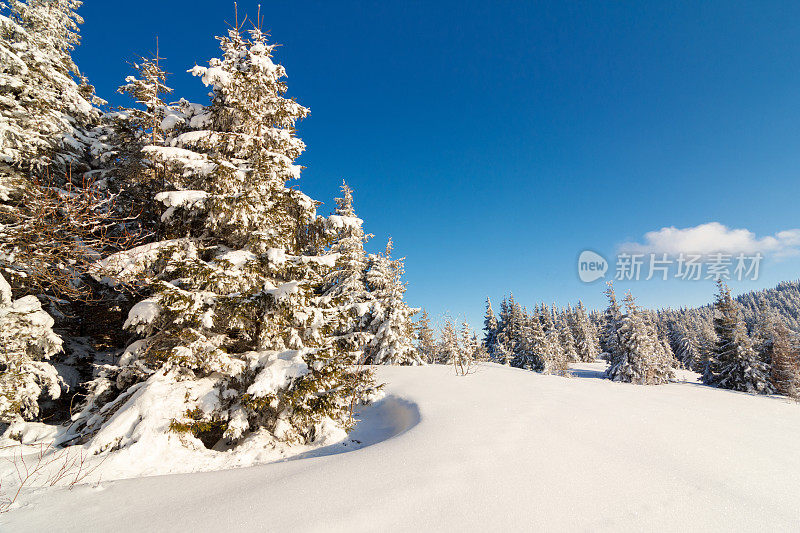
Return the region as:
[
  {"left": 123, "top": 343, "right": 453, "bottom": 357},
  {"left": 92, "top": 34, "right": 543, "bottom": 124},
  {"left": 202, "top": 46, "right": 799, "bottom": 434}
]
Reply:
[
  {"left": 577, "top": 250, "right": 763, "bottom": 283},
  {"left": 613, "top": 252, "right": 762, "bottom": 281},
  {"left": 578, "top": 250, "right": 608, "bottom": 283}
]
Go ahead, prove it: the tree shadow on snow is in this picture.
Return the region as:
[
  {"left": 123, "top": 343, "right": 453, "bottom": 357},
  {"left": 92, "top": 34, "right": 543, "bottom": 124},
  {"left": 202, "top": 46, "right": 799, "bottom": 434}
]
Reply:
[{"left": 284, "top": 395, "right": 421, "bottom": 462}]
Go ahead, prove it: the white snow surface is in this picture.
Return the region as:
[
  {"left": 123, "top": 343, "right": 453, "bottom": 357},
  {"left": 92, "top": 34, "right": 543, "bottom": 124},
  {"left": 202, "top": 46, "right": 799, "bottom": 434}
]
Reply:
[{"left": 4, "top": 362, "right": 800, "bottom": 531}]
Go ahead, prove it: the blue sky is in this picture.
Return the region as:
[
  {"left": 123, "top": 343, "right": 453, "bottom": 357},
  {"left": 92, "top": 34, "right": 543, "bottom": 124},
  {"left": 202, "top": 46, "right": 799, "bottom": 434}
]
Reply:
[{"left": 75, "top": 1, "right": 800, "bottom": 329}]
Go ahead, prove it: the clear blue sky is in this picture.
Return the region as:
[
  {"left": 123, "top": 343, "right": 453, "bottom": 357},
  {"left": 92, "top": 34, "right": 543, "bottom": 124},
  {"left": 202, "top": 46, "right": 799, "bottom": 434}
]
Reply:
[{"left": 75, "top": 1, "right": 800, "bottom": 329}]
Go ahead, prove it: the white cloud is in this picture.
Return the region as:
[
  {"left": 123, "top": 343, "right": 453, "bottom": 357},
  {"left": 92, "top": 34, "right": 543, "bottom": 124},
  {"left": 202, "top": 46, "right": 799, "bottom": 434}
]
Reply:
[{"left": 619, "top": 222, "right": 800, "bottom": 257}]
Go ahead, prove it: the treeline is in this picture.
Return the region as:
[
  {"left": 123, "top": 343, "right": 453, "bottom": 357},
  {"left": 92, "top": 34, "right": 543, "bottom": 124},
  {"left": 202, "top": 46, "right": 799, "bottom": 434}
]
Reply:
[
  {"left": 619, "top": 279, "right": 800, "bottom": 396},
  {"left": 414, "top": 296, "right": 600, "bottom": 376},
  {"left": 471, "top": 280, "right": 800, "bottom": 398},
  {"left": 652, "top": 281, "right": 800, "bottom": 396},
  {"left": 413, "top": 310, "right": 488, "bottom": 367},
  {"left": 737, "top": 280, "right": 800, "bottom": 332}
]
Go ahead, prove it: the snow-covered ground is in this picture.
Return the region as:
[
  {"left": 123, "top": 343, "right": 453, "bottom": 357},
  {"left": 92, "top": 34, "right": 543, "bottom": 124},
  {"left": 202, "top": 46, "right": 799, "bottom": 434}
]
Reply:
[{"left": 4, "top": 361, "right": 800, "bottom": 531}]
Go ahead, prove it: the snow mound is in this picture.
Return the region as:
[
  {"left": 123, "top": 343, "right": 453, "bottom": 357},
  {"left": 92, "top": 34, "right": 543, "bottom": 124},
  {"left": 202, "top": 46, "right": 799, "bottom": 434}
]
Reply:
[{"left": 4, "top": 362, "right": 800, "bottom": 532}]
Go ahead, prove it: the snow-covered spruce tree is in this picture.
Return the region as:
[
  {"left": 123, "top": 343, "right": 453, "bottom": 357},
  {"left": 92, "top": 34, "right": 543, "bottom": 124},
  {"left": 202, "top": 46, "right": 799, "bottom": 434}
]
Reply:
[
  {"left": 414, "top": 308, "right": 437, "bottom": 364},
  {"left": 706, "top": 281, "right": 773, "bottom": 394},
  {"left": 0, "top": 0, "right": 130, "bottom": 426},
  {"left": 454, "top": 320, "right": 477, "bottom": 375},
  {"left": 769, "top": 321, "right": 800, "bottom": 398},
  {"left": 0, "top": 0, "right": 100, "bottom": 182},
  {"left": 493, "top": 335, "right": 513, "bottom": 366},
  {"left": 657, "top": 332, "right": 677, "bottom": 370},
  {"left": 482, "top": 297, "right": 499, "bottom": 358},
  {"left": 103, "top": 45, "right": 175, "bottom": 233},
  {"left": 540, "top": 306, "right": 569, "bottom": 376},
  {"left": 671, "top": 317, "right": 701, "bottom": 369},
  {"left": 692, "top": 315, "right": 719, "bottom": 378},
  {"left": 0, "top": 273, "right": 63, "bottom": 424},
  {"left": 751, "top": 301, "right": 800, "bottom": 397},
  {"left": 363, "top": 239, "right": 420, "bottom": 365},
  {"left": 495, "top": 294, "right": 524, "bottom": 364},
  {"left": 573, "top": 301, "right": 599, "bottom": 362},
  {"left": 437, "top": 319, "right": 460, "bottom": 365},
  {"left": 646, "top": 313, "right": 677, "bottom": 383},
  {"left": 81, "top": 25, "right": 377, "bottom": 448},
  {"left": 559, "top": 317, "right": 579, "bottom": 362},
  {"left": 0, "top": 0, "right": 117, "bottom": 300},
  {"left": 510, "top": 314, "right": 532, "bottom": 369},
  {"left": 752, "top": 300, "right": 778, "bottom": 364},
  {"left": 607, "top": 292, "right": 674, "bottom": 385},
  {"left": 600, "top": 281, "right": 622, "bottom": 361},
  {"left": 459, "top": 321, "right": 474, "bottom": 354},
  {"left": 0, "top": 0, "right": 100, "bottom": 211},
  {"left": 320, "top": 181, "right": 375, "bottom": 358},
  {"left": 514, "top": 312, "right": 548, "bottom": 371},
  {"left": 492, "top": 298, "right": 512, "bottom": 365},
  {"left": 471, "top": 332, "right": 489, "bottom": 362}
]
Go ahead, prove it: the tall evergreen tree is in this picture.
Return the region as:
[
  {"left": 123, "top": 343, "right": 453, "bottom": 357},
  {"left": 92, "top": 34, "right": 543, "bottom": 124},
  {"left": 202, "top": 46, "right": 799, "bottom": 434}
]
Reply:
[
  {"left": 671, "top": 317, "right": 701, "bottom": 369},
  {"left": 0, "top": 0, "right": 100, "bottom": 181},
  {"left": 82, "top": 24, "right": 376, "bottom": 447},
  {"left": 769, "top": 321, "right": 799, "bottom": 398},
  {"left": 471, "top": 333, "right": 489, "bottom": 362},
  {"left": 752, "top": 299, "right": 778, "bottom": 365},
  {"left": 706, "top": 281, "right": 773, "bottom": 394},
  {"left": 414, "top": 309, "right": 437, "bottom": 364},
  {"left": 600, "top": 281, "right": 622, "bottom": 361},
  {"left": 456, "top": 320, "right": 477, "bottom": 373},
  {"left": 751, "top": 300, "right": 799, "bottom": 398},
  {"left": 364, "top": 239, "right": 421, "bottom": 365},
  {"left": 0, "top": 273, "right": 63, "bottom": 423},
  {"left": 607, "top": 292, "right": 674, "bottom": 385},
  {"left": 515, "top": 313, "right": 548, "bottom": 371},
  {"left": 573, "top": 301, "right": 599, "bottom": 362},
  {"left": 494, "top": 295, "right": 521, "bottom": 365},
  {"left": 105, "top": 43, "right": 174, "bottom": 233},
  {"left": 0, "top": 0, "right": 116, "bottom": 300},
  {"left": 482, "top": 297, "right": 499, "bottom": 358},
  {"left": 510, "top": 314, "right": 532, "bottom": 369},
  {"left": 437, "top": 319, "right": 459, "bottom": 365},
  {"left": 540, "top": 306, "right": 569, "bottom": 376},
  {"left": 493, "top": 336, "right": 513, "bottom": 366},
  {"left": 695, "top": 317, "right": 719, "bottom": 378},
  {"left": 321, "top": 182, "right": 374, "bottom": 357},
  {"left": 0, "top": 0, "right": 128, "bottom": 425},
  {"left": 559, "top": 317, "right": 579, "bottom": 363}
]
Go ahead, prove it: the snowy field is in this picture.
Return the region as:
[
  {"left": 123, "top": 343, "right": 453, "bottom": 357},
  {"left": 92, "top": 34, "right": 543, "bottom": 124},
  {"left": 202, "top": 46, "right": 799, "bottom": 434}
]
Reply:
[{"left": 4, "top": 361, "right": 800, "bottom": 532}]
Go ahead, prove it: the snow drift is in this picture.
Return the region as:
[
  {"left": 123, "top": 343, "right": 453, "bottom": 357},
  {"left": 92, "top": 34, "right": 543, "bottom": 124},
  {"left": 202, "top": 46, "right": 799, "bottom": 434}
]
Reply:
[{"left": 3, "top": 362, "right": 800, "bottom": 531}]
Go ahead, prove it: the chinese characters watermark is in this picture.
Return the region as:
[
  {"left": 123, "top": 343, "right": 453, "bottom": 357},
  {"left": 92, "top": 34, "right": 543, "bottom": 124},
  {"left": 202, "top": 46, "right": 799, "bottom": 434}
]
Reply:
[{"left": 578, "top": 251, "right": 763, "bottom": 283}]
